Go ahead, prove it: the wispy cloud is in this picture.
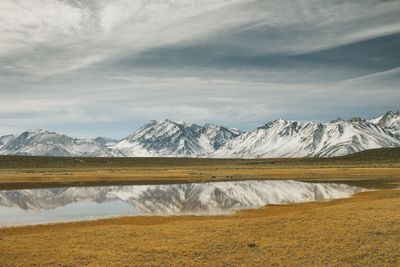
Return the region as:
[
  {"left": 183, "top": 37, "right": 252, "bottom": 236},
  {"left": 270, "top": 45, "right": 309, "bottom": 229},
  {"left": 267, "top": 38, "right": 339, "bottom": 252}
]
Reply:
[
  {"left": 0, "top": 0, "right": 399, "bottom": 137},
  {"left": 338, "top": 67, "right": 400, "bottom": 87}
]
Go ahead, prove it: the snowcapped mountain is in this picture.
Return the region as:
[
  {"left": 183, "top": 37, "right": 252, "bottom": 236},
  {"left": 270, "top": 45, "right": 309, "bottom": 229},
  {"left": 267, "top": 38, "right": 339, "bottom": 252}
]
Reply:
[
  {"left": 0, "top": 129, "right": 118, "bottom": 157},
  {"left": 212, "top": 119, "right": 400, "bottom": 158},
  {"left": 94, "top": 137, "right": 119, "bottom": 147},
  {"left": 0, "top": 112, "right": 399, "bottom": 158},
  {"left": 111, "top": 119, "right": 242, "bottom": 157},
  {"left": 201, "top": 124, "right": 244, "bottom": 150},
  {"left": 369, "top": 111, "right": 400, "bottom": 135},
  {"left": 0, "top": 134, "right": 14, "bottom": 150}
]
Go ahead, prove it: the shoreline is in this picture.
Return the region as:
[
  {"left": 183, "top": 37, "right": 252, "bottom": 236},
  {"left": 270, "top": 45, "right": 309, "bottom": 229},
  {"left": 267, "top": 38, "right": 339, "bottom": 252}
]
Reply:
[
  {"left": 1, "top": 189, "right": 399, "bottom": 266},
  {"left": 0, "top": 181, "right": 367, "bottom": 229},
  {"left": 1, "top": 188, "right": 373, "bottom": 229}
]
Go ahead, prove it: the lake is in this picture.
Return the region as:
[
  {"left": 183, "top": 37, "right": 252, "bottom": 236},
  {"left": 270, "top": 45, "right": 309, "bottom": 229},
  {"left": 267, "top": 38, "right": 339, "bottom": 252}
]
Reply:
[{"left": 0, "top": 180, "right": 363, "bottom": 227}]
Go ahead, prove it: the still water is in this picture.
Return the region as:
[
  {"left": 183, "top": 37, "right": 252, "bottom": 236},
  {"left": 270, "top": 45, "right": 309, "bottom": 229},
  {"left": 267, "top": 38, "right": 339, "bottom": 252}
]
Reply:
[{"left": 0, "top": 180, "right": 363, "bottom": 226}]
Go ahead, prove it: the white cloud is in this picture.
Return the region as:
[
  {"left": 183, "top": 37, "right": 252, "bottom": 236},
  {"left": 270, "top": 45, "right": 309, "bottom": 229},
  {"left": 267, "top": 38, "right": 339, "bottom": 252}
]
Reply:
[
  {"left": 0, "top": 0, "right": 399, "bottom": 137},
  {"left": 1, "top": 0, "right": 399, "bottom": 75}
]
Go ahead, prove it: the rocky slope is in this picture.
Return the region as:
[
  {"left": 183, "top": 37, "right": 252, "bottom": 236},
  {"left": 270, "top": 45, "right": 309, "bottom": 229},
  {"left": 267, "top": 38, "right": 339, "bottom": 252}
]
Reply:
[{"left": 369, "top": 111, "right": 400, "bottom": 135}]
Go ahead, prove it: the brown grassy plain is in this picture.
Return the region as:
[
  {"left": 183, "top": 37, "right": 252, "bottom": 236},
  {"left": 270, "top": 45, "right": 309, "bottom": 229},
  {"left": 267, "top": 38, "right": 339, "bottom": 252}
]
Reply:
[
  {"left": 0, "top": 147, "right": 399, "bottom": 190},
  {"left": 0, "top": 189, "right": 399, "bottom": 266},
  {"left": 1, "top": 167, "right": 400, "bottom": 190},
  {"left": 0, "top": 148, "right": 399, "bottom": 266}
]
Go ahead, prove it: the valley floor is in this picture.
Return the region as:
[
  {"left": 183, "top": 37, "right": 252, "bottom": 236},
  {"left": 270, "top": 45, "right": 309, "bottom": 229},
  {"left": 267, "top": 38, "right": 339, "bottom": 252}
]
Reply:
[
  {"left": 0, "top": 149, "right": 399, "bottom": 266},
  {"left": 1, "top": 166, "right": 400, "bottom": 190},
  {"left": 1, "top": 148, "right": 400, "bottom": 190},
  {"left": 0, "top": 189, "right": 399, "bottom": 266}
]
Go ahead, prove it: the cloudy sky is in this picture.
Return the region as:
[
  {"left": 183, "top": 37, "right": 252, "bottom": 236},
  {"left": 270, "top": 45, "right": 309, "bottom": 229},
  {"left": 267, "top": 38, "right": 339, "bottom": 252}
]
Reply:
[{"left": 1, "top": 0, "right": 399, "bottom": 138}]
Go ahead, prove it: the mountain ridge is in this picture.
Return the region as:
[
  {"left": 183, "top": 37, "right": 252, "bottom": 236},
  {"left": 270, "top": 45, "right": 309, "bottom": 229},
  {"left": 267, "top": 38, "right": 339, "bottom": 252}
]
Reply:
[
  {"left": 213, "top": 119, "right": 399, "bottom": 158},
  {"left": 0, "top": 111, "right": 399, "bottom": 158},
  {"left": 368, "top": 111, "right": 400, "bottom": 135}
]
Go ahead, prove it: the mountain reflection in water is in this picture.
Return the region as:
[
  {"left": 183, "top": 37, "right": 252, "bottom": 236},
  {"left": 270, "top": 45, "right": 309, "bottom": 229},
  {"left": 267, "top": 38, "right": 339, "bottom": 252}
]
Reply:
[{"left": 0, "top": 180, "right": 363, "bottom": 226}]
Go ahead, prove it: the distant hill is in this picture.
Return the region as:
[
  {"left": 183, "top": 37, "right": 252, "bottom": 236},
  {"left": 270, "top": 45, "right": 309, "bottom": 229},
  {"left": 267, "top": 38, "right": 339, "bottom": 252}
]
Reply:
[
  {"left": 0, "top": 147, "right": 398, "bottom": 169},
  {"left": 340, "top": 147, "right": 400, "bottom": 161}
]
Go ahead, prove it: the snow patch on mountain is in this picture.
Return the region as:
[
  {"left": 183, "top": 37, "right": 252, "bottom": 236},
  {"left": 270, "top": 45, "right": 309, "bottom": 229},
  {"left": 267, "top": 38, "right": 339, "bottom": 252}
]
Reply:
[
  {"left": 0, "top": 111, "right": 399, "bottom": 158},
  {"left": 369, "top": 111, "right": 400, "bottom": 135},
  {"left": 212, "top": 119, "right": 400, "bottom": 158},
  {"left": 111, "top": 120, "right": 241, "bottom": 157},
  {"left": 94, "top": 137, "right": 119, "bottom": 147},
  {"left": 0, "top": 129, "right": 118, "bottom": 157}
]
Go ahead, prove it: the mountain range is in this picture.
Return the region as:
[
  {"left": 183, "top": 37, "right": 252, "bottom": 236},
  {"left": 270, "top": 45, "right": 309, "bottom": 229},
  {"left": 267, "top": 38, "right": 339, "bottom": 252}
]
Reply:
[{"left": 0, "top": 111, "right": 399, "bottom": 158}]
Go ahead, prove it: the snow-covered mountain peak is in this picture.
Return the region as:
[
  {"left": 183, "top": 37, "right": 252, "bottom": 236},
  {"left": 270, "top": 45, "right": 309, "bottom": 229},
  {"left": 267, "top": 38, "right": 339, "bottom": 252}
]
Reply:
[
  {"left": 112, "top": 119, "right": 242, "bottom": 157},
  {"left": 201, "top": 123, "right": 225, "bottom": 133},
  {"left": 271, "top": 118, "right": 289, "bottom": 124},
  {"left": 162, "top": 118, "right": 176, "bottom": 124},
  {"left": 369, "top": 111, "right": 400, "bottom": 135},
  {"left": 275, "top": 118, "right": 288, "bottom": 123},
  {"left": 26, "top": 128, "right": 45, "bottom": 133},
  {"left": 368, "top": 116, "right": 383, "bottom": 125},
  {"left": 0, "top": 129, "right": 117, "bottom": 157},
  {"left": 20, "top": 129, "right": 49, "bottom": 138},
  {"left": 1, "top": 111, "right": 399, "bottom": 158},
  {"left": 348, "top": 117, "right": 364, "bottom": 123},
  {"left": 156, "top": 119, "right": 180, "bottom": 129},
  {"left": 129, "top": 119, "right": 180, "bottom": 138},
  {"left": 112, "top": 119, "right": 204, "bottom": 157},
  {"left": 203, "top": 123, "right": 217, "bottom": 129},
  {"left": 384, "top": 110, "right": 400, "bottom": 117},
  {"left": 0, "top": 134, "right": 15, "bottom": 149},
  {"left": 261, "top": 119, "right": 295, "bottom": 129},
  {"left": 94, "top": 137, "right": 119, "bottom": 147},
  {"left": 229, "top": 128, "right": 243, "bottom": 136},
  {"left": 213, "top": 116, "right": 400, "bottom": 158},
  {"left": 15, "top": 129, "right": 65, "bottom": 142},
  {"left": 157, "top": 118, "right": 185, "bottom": 127},
  {"left": 176, "top": 120, "right": 190, "bottom": 126},
  {"left": 199, "top": 123, "right": 242, "bottom": 150},
  {"left": 260, "top": 119, "right": 316, "bottom": 136},
  {"left": 331, "top": 118, "right": 346, "bottom": 123}
]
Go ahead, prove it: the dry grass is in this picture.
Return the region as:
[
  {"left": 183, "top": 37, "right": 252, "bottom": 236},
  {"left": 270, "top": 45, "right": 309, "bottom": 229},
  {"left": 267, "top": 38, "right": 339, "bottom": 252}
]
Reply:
[
  {"left": 1, "top": 166, "right": 400, "bottom": 190},
  {"left": 0, "top": 149, "right": 399, "bottom": 266},
  {"left": 1, "top": 148, "right": 400, "bottom": 189},
  {"left": 0, "top": 189, "right": 399, "bottom": 266}
]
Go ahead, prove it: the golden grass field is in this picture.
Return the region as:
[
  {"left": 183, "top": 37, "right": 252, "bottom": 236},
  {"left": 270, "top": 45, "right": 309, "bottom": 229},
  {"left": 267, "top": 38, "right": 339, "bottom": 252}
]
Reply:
[
  {"left": 0, "top": 148, "right": 399, "bottom": 266},
  {"left": 1, "top": 167, "right": 400, "bottom": 190},
  {"left": 0, "top": 189, "right": 399, "bottom": 266},
  {"left": 0, "top": 147, "right": 399, "bottom": 190}
]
